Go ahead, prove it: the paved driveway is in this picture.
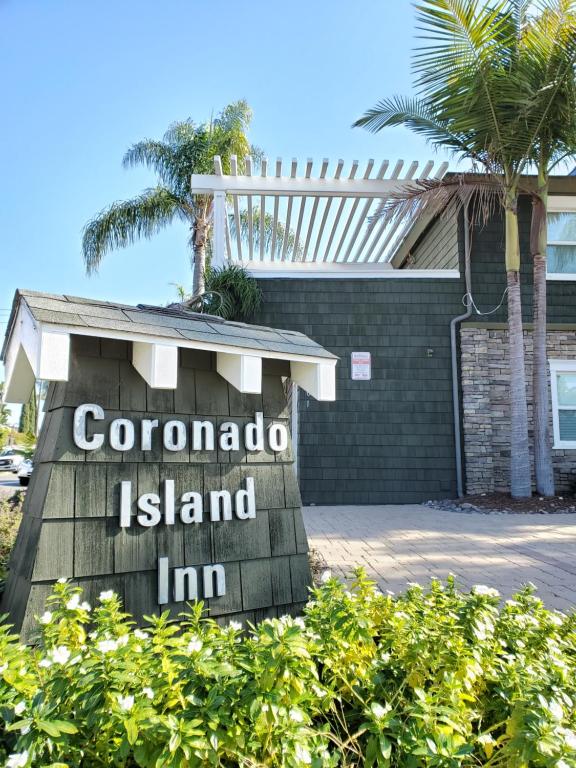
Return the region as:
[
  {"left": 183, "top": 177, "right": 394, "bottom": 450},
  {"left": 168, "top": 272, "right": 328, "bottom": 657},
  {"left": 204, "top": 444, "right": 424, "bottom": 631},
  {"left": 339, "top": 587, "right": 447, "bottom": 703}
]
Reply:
[{"left": 304, "top": 505, "right": 576, "bottom": 612}]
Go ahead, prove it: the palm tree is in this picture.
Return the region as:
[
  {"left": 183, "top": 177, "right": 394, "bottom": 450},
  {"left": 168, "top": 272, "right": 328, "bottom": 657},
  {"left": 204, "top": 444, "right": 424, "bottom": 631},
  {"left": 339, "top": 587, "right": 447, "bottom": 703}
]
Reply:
[
  {"left": 82, "top": 101, "right": 256, "bottom": 295},
  {"left": 520, "top": 2, "right": 576, "bottom": 496},
  {"left": 355, "top": 0, "right": 572, "bottom": 498}
]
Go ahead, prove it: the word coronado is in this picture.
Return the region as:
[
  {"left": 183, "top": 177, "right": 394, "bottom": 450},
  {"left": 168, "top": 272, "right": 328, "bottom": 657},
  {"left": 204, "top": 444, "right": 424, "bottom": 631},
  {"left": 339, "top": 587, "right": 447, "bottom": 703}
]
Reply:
[{"left": 73, "top": 404, "right": 289, "bottom": 453}]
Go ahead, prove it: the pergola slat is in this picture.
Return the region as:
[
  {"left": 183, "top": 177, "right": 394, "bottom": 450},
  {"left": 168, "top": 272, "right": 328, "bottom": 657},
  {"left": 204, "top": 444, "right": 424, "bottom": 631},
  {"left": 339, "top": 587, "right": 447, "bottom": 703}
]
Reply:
[
  {"left": 245, "top": 155, "right": 254, "bottom": 261},
  {"left": 281, "top": 159, "right": 298, "bottom": 262},
  {"left": 361, "top": 160, "right": 405, "bottom": 263},
  {"left": 260, "top": 158, "right": 267, "bottom": 261},
  {"left": 313, "top": 159, "right": 343, "bottom": 262},
  {"left": 270, "top": 158, "right": 282, "bottom": 261},
  {"left": 303, "top": 158, "right": 328, "bottom": 260},
  {"left": 230, "top": 154, "right": 243, "bottom": 262}
]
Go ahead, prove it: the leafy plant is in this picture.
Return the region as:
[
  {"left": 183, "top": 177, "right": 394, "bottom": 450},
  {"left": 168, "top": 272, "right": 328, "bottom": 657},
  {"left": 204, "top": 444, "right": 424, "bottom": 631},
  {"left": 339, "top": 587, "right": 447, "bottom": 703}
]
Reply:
[
  {"left": 177, "top": 264, "right": 262, "bottom": 322},
  {"left": 2, "top": 572, "right": 576, "bottom": 767},
  {"left": 0, "top": 491, "right": 23, "bottom": 591}
]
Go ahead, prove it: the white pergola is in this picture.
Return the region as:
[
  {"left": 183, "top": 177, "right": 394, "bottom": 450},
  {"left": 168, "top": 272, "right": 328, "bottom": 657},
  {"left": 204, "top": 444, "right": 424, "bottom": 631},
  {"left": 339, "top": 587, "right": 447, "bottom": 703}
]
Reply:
[{"left": 191, "top": 156, "right": 449, "bottom": 270}]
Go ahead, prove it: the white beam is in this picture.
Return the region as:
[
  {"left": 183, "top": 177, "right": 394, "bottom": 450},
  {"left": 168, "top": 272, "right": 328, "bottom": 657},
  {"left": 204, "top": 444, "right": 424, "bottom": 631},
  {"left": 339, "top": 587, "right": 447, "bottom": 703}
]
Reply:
[
  {"left": 290, "top": 361, "right": 336, "bottom": 401},
  {"left": 212, "top": 191, "right": 226, "bottom": 268},
  {"left": 132, "top": 342, "right": 178, "bottom": 389},
  {"left": 4, "top": 345, "right": 35, "bottom": 404},
  {"left": 191, "top": 172, "right": 421, "bottom": 198},
  {"left": 217, "top": 352, "right": 262, "bottom": 393}
]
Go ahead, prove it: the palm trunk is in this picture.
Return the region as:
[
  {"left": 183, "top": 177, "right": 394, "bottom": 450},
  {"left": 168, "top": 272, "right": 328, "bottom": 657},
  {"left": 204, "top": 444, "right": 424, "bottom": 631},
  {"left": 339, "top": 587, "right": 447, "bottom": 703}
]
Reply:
[
  {"left": 531, "top": 173, "right": 555, "bottom": 496},
  {"left": 192, "top": 216, "right": 208, "bottom": 296},
  {"left": 505, "top": 201, "right": 532, "bottom": 499}
]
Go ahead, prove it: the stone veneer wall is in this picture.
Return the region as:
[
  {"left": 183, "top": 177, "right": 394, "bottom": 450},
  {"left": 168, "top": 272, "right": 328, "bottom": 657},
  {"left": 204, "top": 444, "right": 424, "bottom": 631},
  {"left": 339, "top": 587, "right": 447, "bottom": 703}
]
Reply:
[{"left": 461, "top": 325, "right": 576, "bottom": 494}]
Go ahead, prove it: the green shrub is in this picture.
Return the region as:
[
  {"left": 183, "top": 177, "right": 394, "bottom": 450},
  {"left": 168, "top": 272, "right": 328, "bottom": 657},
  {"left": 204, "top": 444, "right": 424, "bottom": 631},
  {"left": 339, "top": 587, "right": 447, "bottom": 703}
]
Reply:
[
  {"left": 0, "top": 492, "right": 23, "bottom": 590},
  {"left": 1, "top": 572, "right": 576, "bottom": 767}
]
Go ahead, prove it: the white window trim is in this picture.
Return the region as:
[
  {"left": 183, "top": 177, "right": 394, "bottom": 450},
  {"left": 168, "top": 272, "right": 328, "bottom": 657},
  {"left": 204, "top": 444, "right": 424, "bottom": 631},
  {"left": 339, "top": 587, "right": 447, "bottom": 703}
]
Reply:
[
  {"left": 546, "top": 197, "right": 576, "bottom": 280},
  {"left": 549, "top": 359, "right": 576, "bottom": 448}
]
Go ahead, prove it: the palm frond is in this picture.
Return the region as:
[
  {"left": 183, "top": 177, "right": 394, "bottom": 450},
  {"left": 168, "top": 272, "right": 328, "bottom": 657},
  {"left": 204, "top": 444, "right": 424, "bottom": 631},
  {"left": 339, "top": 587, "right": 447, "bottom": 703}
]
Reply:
[{"left": 82, "top": 187, "right": 186, "bottom": 274}]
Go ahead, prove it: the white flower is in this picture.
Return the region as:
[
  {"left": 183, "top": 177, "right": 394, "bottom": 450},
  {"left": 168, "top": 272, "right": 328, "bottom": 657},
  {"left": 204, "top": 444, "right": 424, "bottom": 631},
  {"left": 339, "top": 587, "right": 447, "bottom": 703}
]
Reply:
[
  {"left": 472, "top": 585, "right": 500, "bottom": 598},
  {"left": 80, "top": 602, "right": 91, "bottom": 612},
  {"left": 311, "top": 684, "right": 327, "bottom": 698},
  {"left": 294, "top": 745, "right": 312, "bottom": 764},
  {"left": 117, "top": 635, "right": 129, "bottom": 647},
  {"left": 187, "top": 637, "right": 203, "bottom": 653},
  {"left": 561, "top": 728, "right": 576, "bottom": 749},
  {"left": 97, "top": 639, "right": 118, "bottom": 653},
  {"left": 143, "top": 687, "right": 154, "bottom": 700},
  {"left": 66, "top": 594, "right": 80, "bottom": 610},
  {"left": 38, "top": 658, "right": 52, "bottom": 668},
  {"left": 228, "top": 621, "right": 242, "bottom": 631},
  {"left": 549, "top": 699, "right": 564, "bottom": 721},
  {"left": 289, "top": 708, "right": 304, "bottom": 722},
  {"left": 371, "top": 702, "right": 389, "bottom": 719},
  {"left": 6, "top": 751, "right": 29, "bottom": 768},
  {"left": 52, "top": 646, "right": 71, "bottom": 665},
  {"left": 19, "top": 724, "right": 30, "bottom": 735},
  {"left": 57, "top": 577, "right": 67, "bottom": 584},
  {"left": 320, "top": 570, "right": 332, "bottom": 583},
  {"left": 14, "top": 701, "right": 25, "bottom": 716},
  {"left": 550, "top": 613, "right": 565, "bottom": 627},
  {"left": 294, "top": 617, "right": 305, "bottom": 629},
  {"left": 39, "top": 611, "right": 53, "bottom": 624},
  {"left": 117, "top": 694, "right": 134, "bottom": 711},
  {"left": 134, "top": 629, "right": 149, "bottom": 640},
  {"left": 99, "top": 590, "right": 115, "bottom": 602}
]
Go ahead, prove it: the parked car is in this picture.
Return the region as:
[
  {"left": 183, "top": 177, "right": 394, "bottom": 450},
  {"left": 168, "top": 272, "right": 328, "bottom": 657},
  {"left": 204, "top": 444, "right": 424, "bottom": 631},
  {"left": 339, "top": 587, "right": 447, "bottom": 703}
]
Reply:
[
  {"left": 0, "top": 448, "right": 25, "bottom": 471},
  {"left": 17, "top": 459, "right": 33, "bottom": 486}
]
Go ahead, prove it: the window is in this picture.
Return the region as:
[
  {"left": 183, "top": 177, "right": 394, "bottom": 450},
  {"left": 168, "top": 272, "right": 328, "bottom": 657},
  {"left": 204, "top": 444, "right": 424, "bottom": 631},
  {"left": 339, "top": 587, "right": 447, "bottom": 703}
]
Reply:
[
  {"left": 549, "top": 360, "right": 576, "bottom": 448},
  {"left": 547, "top": 199, "right": 576, "bottom": 277}
]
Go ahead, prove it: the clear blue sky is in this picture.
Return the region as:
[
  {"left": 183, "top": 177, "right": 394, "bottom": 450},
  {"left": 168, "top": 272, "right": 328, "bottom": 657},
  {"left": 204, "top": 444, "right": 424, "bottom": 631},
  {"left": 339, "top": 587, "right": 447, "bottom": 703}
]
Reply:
[{"left": 0, "top": 0, "right": 449, "bottom": 415}]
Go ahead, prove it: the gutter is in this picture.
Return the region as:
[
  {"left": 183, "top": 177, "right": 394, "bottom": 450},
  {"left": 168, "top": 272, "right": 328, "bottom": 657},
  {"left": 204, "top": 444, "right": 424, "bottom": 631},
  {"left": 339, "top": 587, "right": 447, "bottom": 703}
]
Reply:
[{"left": 450, "top": 203, "right": 473, "bottom": 498}]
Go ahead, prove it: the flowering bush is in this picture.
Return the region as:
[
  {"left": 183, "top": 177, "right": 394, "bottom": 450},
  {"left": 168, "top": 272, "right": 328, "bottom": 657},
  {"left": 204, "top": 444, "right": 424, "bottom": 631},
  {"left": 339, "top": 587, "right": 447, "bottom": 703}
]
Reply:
[
  {"left": 1, "top": 572, "right": 576, "bottom": 767},
  {"left": 0, "top": 492, "right": 23, "bottom": 590}
]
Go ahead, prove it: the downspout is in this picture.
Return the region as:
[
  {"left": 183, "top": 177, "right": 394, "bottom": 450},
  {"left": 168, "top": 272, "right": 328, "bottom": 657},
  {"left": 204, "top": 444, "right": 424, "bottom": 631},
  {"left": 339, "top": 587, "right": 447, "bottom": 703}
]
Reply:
[{"left": 450, "top": 202, "right": 472, "bottom": 498}]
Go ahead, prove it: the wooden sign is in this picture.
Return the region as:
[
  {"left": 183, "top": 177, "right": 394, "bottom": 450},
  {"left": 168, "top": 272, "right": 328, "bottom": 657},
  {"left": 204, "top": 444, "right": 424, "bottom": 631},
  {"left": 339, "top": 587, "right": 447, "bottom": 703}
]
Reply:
[{"left": 2, "top": 337, "right": 311, "bottom": 638}]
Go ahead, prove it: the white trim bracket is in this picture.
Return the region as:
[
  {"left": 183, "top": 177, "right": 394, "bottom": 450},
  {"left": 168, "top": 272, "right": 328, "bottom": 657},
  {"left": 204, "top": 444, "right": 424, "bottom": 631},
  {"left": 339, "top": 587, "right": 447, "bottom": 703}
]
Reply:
[
  {"left": 4, "top": 303, "right": 70, "bottom": 403},
  {"left": 132, "top": 342, "right": 178, "bottom": 389},
  {"left": 217, "top": 352, "right": 262, "bottom": 393},
  {"left": 290, "top": 360, "right": 336, "bottom": 401}
]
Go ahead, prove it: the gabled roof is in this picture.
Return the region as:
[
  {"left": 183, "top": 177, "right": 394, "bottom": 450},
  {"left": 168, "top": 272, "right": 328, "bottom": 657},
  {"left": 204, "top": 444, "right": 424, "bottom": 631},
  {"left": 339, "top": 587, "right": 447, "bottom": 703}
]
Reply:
[{"left": 2, "top": 289, "right": 337, "bottom": 405}]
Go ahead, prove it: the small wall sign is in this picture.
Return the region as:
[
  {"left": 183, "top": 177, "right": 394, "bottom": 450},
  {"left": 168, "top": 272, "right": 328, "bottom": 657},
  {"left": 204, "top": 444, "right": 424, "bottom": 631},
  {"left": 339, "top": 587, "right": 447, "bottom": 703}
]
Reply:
[{"left": 351, "top": 351, "right": 371, "bottom": 381}]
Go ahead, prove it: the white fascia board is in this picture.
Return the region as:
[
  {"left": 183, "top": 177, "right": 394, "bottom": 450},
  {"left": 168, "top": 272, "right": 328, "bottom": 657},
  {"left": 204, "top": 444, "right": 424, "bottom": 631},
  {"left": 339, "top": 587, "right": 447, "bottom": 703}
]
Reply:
[
  {"left": 132, "top": 342, "right": 178, "bottom": 389},
  {"left": 216, "top": 352, "right": 262, "bottom": 393},
  {"left": 48, "top": 323, "right": 335, "bottom": 366},
  {"left": 243, "top": 262, "right": 460, "bottom": 279},
  {"left": 191, "top": 173, "right": 415, "bottom": 198},
  {"left": 548, "top": 196, "right": 576, "bottom": 212},
  {"left": 290, "top": 360, "right": 336, "bottom": 401},
  {"left": 3, "top": 302, "right": 70, "bottom": 403},
  {"left": 547, "top": 273, "right": 576, "bottom": 281}
]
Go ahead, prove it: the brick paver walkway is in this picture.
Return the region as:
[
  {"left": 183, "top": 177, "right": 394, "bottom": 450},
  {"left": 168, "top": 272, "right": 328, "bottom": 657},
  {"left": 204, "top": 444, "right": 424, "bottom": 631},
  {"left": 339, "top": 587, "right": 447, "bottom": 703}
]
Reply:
[{"left": 303, "top": 505, "right": 576, "bottom": 611}]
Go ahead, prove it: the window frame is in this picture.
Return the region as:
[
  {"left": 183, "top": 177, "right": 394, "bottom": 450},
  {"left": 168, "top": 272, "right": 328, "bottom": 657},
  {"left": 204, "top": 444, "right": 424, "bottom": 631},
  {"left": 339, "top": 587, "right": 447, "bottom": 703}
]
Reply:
[
  {"left": 546, "top": 196, "right": 576, "bottom": 281},
  {"left": 549, "top": 359, "right": 576, "bottom": 448}
]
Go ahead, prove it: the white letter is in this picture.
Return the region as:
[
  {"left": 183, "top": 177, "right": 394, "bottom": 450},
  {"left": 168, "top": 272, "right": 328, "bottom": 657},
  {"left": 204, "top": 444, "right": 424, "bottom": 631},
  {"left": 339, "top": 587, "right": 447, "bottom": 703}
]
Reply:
[
  {"left": 209, "top": 490, "right": 232, "bottom": 521},
  {"left": 158, "top": 556, "right": 169, "bottom": 605},
  {"left": 245, "top": 412, "right": 264, "bottom": 451},
  {"left": 137, "top": 493, "right": 161, "bottom": 527},
  {"left": 174, "top": 566, "right": 198, "bottom": 602},
  {"left": 164, "top": 479, "right": 175, "bottom": 525},
  {"left": 203, "top": 564, "right": 226, "bottom": 598},
  {"left": 268, "top": 423, "right": 288, "bottom": 452},
  {"left": 163, "top": 420, "right": 186, "bottom": 452},
  {"left": 73, "top": 404, "right": 104, "bottom": 450},
  {"left": 219, "top": 421, "right": 240, "bottom": 451},
  {"left": 192, "top": 420, "right": 214, "bottom": 450},
  {"left": 235, "top": 477, "right": 256, "bottom": 520},
  {"left": 109, "top": 418, "right": 135, "bottom": 451},
  {"left": 180, "top": 492, "right": 203, "bottom": 524},
  {"left": 119, "top": 480, "right": 132, "bottom": 527},
  {"left": 141, "top": 419, "right": 159, "bottom": 451}
]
